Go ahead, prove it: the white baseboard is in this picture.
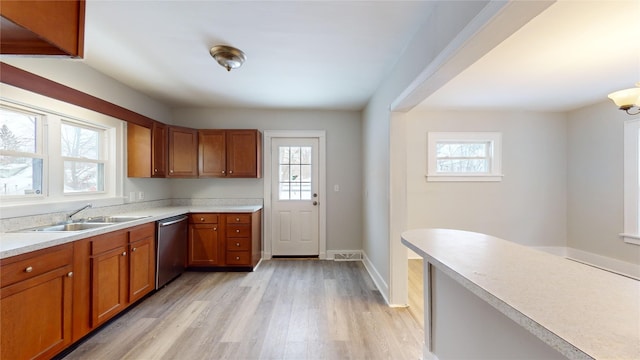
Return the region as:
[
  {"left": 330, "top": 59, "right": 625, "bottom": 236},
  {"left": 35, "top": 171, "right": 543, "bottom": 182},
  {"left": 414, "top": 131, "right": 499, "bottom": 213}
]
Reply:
[
  {"left": 362, "top": 251, "right": 390, "bottom": 305},
  {"left": 533, "top": 246, "right": 639, "bottom": 280}
]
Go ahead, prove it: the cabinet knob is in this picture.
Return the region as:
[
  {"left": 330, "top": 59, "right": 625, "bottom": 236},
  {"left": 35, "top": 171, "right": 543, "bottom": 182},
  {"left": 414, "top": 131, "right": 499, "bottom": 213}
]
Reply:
[
  {"left": 235, "top": 218, "right": 240, "bottom": 222},
  {"left": 222, "top": 170, "right": 225, "bottom": 174},
  {"left": 122, "top": 251, "right": 127, "bottom": 256},
  {"left": 236, "top": 256, "right": 240, "bottom": 260},
  {"left": 213, "top": 227, "right": 217, "bottom": 231},
  {"left": 200, "top": 217, "right": 205, "bottom": 222},
  {"left": 24, "top": 266, "right": 33, "bottom": 273},
  {"left": 229, "top": 170, "right": 233, "bottom": 174},
  {"left": 170, "top": 170, "right": 174, "bottom": 174},
  {"left": 236, "top": 229, "right": 240, "bottom": 233},
  {"left": 132, "top": 247, "right": 137, "bottom": 252},
  {"left": 67, "top": 272, "right": 73, "bottom": 278},
  {"left": 236, "top": 242, "right": 241, "bottom": 247}
]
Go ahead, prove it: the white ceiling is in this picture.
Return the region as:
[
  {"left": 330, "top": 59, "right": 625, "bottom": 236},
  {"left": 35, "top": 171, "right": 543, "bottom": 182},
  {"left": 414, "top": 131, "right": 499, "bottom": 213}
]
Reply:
[
  {"left": 83, "top": 1, "right": 640, "bottom": 113},
  {"left": 83, "top": 1, "right": 436, "bottom": 110},
  {"left": 417, "top": 0, "right": 640, "bottom": 112}
]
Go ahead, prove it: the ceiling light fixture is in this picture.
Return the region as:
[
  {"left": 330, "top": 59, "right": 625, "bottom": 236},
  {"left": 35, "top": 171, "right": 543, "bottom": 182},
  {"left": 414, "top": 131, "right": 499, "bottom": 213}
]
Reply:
[
  {"left": 209, "top": 45, "right": 246, "bottom": 72},
  {"left": 608, "top": 82, "right": 640, "bottom": 115}
]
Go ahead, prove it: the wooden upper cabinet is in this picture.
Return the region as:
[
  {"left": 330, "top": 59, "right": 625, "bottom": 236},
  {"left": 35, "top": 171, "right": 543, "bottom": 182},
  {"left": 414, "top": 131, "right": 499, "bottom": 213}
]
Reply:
[
  {"left": 168, "top": 126, "right": 198, "bottom": 177},
  {"left": 127, "top": 123, "right": 151, "bottom": 178},
  {"left": 0, "top": 0, "right": 85, "bottom": 57},
  {"left": 227, "top": 130, "right": 262, "bottom": 178},
  {"left": 199, "top": 130, "right": 226, "bottom": 177},
  {"left": 152, "top": 121, "right": 168, "bottom": 177},
  {"left": 199, "top": 129, "right": 262, "bottom": 178}
]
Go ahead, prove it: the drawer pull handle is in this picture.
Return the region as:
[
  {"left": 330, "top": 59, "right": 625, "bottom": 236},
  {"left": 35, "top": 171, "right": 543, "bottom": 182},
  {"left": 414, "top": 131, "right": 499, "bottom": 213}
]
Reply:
[
  {"left": 236, "top": 242, "right": 241, "bottom": 247},
  {"left": 122, "top": 252, "right": 127, "bottom": 256},
  {"left": 200, "top": 217, "right": 205, "bottom": 221},
  {"left": 236, "top": 256, "right": 240, "bottom": 260},
  {"left": 67, "top": 272, "right": 73, "bottom": 278},
  {"left": 24, "top": 266, "right": 33, "bottom": 273},
  {"left": 236, "top": 218, "right": 240, "bottom": 222},
  {"left": 236, "top": 229, "right": 240, "bottom": 233}
]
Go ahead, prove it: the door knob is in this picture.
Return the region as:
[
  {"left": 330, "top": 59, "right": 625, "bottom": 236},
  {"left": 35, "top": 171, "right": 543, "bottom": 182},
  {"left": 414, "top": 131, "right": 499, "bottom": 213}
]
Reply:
[
  {"left": 313, "top": 201, "right": 318, "bottom": 206},
  {"left": 313, "top": 193, "right": 318, "bottom": 198}
]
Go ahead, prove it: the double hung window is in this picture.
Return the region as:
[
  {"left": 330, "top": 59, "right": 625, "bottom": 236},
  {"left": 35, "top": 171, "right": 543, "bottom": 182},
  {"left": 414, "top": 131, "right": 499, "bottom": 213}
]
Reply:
[{"left": 427, "top": 132, "right": 503, "bottom": 181}]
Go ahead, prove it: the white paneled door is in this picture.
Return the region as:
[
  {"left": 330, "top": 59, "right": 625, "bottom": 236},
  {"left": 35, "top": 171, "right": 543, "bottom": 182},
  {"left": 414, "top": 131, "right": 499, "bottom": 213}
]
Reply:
[{"left": 271, "top": 138, "right": 319, "bottom": 256}]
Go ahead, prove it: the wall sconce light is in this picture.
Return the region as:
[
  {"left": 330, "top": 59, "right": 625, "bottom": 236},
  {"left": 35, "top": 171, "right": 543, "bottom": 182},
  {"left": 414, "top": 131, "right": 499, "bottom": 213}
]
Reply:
[
  {"left": 209, "top": 45, "right": 246, "bottom": 72},
  {"left": 608, "top": 82, "right": 640, "bottom": 115}
]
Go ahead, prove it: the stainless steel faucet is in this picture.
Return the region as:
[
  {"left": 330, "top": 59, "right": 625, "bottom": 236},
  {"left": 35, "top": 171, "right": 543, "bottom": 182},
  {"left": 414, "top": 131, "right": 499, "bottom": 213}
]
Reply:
[{"left": 68, "top": 203, "right": 92, "bottom": 222}]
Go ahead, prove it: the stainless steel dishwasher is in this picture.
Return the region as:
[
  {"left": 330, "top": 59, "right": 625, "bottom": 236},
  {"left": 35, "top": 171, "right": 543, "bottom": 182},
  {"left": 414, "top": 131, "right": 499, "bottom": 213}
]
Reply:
[{"left": 156, "top": 215, "right": 188, "bottom": 289}]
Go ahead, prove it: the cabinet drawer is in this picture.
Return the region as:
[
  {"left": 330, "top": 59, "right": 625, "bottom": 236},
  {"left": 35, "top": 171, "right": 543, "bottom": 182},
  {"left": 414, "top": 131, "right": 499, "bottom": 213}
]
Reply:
[
  {"left": 189, "top": 213, "right": 218, "bottom": 224},
  {"left": 226, "top": 238, "right": 250, "bottom": 251},
  {"left": 91, "top": 230, "right": 128, "bottom": 255},
  {"left": 226, "top": 214, "right": 250, "bottom": 224},
  {"left": 226, "top": 251, "right": 250, "bottom": 265},
  {"left": 1, "top": 244, "right": 73, "bottom": 288},
  {"left": 226, "top": 224, "right": 250, "bottom": 237}
]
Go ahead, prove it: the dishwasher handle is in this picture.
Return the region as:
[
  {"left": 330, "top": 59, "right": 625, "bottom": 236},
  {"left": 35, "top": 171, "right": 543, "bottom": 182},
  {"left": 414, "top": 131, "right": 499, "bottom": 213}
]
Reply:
[{"left": 158, "top": 216, "right": 188, "bottom": 227}]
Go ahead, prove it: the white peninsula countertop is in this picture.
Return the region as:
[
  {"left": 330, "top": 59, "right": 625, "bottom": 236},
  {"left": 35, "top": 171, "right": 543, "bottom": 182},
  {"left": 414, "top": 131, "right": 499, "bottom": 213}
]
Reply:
[
  {"left": 402, "top": 228, "right": 640, "bottom": 360},
  {"left": 1, "top": 205, "right": 262, "bottom": 259}
]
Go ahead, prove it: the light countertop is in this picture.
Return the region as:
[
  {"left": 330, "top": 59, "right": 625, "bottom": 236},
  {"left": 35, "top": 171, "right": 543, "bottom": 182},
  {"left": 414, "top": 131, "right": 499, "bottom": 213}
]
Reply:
[
  {"left": 401, "top": 228, "right": 640, "bottom": 360},
  {"left": 1, "top": 205, "right": 262, "bottom": 259}
]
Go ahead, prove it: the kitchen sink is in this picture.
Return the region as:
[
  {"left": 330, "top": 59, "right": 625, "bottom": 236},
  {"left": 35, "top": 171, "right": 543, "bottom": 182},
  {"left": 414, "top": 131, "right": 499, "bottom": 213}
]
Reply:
[
  {"left": 30, "top": 223, "right": 112, "bottom": 232},
  {"left": 21, "top": 215, "right": 149, "bottom": 232},
  {"left": 84, "top": 215, "right": 149, "bottom": 223}
]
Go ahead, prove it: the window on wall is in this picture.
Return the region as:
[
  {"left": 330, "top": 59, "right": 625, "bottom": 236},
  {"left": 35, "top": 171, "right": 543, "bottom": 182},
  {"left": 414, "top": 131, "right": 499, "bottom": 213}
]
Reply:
[
  {"left": 0, "top": 99, "right": 122, "bottom": 204},
  {"left": 427, "top": 132, "right": 503, "bottom": 181},
  {"left": 622, "top": 119, "right": 640, "bottom": 245}
]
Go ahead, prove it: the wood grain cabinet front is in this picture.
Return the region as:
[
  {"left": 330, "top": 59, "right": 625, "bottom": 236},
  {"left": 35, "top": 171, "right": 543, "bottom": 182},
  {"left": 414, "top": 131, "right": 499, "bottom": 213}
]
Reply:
[
  {"left": 0, "top": 243, "right": 74, "bottom": 360},
  {"left": 198, "top": 129, "right": 262, "bottom": 178},
  {"left": 168, "top": 126, "right": 198, "bottom": 177},
  {"left": 0, "top": 0, "right": 85, "bottom": 57},
  {"left": 187, "top": 211, "right": 261, "bottom": 270},
  {"left": 188, "top": 214, "right": 221, "bottom": 267}
]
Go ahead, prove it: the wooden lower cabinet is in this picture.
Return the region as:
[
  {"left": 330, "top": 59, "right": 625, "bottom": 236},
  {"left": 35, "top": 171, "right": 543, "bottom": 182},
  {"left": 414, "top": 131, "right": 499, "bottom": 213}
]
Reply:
[
  {"left": 72, "top": 222, "right": 156, "bottom": 340},
  {"left": 0, "top": 243, "right": 74, "bottom": 360},
  {"left": 187, "top": 210, "right": 261, "bottom": 270}
]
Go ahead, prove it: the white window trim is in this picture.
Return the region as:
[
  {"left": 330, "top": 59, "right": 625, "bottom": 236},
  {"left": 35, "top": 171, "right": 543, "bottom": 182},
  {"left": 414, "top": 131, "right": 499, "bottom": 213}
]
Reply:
[
  {"left": 427, "top": 132, "right": 503, "bottom": 182},
  {"left": 0, "top": 84, "right": 124, "bottom": 215},
  {"left": 621, "top": 118, "right": 640, "bottom": 245}
]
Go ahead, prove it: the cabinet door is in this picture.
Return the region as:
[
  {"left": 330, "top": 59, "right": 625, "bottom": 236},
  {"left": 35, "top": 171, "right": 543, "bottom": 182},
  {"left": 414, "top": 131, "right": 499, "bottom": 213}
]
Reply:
[
  {"left": 129, "top": 235, "right": 155, "bottom": 303},
  {"left": 198, "top": 130, "right": 226, "bottom": 177},
  {"left": 168, "top": 126, "right": 198, "bottom": 177},
  {"left": 0, "top": 0, "right": 85, "bottom": 57},
  {"left": 127, "top": 122, "right": 151, "bottom": 178},
  {"left": 1, "top": 266, "right": 73, "bottom": 360},
  {"left": 91, "top": 246, "right": 128, "bottom": 327},
  {"left": 226, "top": 130, "right": 261, "bottom": 178},
  {"left": 152, "top": 121, "right": 168, "bottom": 177},
  {"left": 188, "top": 223, "right": 221, "bottom": 266}
]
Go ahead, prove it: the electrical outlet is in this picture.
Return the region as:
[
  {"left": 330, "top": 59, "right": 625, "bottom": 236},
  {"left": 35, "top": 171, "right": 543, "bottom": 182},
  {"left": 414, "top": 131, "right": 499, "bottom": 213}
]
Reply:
[
  {"left": 129, "top": 192, "right": 136, "bottom": 202},
  {"left": 138, "top": 191, "right": 145, "bottom": 200},
  {"left": 334, "top": 184, "right": 340, "bottom": 192}
]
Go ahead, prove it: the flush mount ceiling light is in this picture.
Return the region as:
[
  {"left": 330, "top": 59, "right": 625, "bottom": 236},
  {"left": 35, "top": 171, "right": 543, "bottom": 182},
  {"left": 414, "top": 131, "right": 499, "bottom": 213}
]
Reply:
[
  {"left": 209, "top": 45, "right": 246, "bottom": 72},
  {"left": 608, "top": 82, "right": 640, "bottom": 115}
]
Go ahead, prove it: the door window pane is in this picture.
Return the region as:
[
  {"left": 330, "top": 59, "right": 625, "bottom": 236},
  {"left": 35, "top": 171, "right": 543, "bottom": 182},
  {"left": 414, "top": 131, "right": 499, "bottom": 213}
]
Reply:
[{"left": 279, "top": 146, "right": 312, "bottom": 200}]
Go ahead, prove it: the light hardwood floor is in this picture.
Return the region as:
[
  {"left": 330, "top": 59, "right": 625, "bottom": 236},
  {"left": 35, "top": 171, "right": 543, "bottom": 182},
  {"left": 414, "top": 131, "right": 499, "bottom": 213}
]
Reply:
[
  {"left": 407, "top": 259, "right": 424, "bottom": 328},
  {"left": 64, "top": 260, "right": 424, "bottom": 360}
]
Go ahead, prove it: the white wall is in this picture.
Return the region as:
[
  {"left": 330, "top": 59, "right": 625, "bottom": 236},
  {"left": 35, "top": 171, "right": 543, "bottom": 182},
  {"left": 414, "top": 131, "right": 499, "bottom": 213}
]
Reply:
[
  {"left": 567, "top": 101, "right": 640, "bottom": 264},
  {"left": 405, "top": 110, "right": 568, "bottom": 247},
  {"left": 171, "top": 107, "right": 363, "bottom": 252}
]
